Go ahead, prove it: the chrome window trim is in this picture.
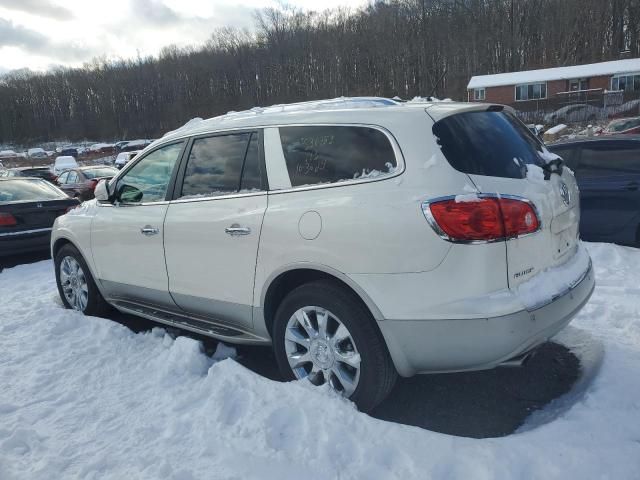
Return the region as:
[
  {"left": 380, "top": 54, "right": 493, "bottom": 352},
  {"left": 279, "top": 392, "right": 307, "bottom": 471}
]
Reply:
[
  {"left": 170, "top": 190, "right": 268, "bottom": 205},
  {"left": 421, "top": 194, "right": 543, "bottom": 244},
  {"left": 0, "top": 227, "right": 52, "bottom": 237},
  {"left": 146, "top": 122, "right": 406, "bottom": 197}
]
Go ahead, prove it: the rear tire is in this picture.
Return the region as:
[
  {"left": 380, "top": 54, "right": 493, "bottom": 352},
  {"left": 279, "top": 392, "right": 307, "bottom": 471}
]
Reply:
[
  {"left": 272, "top": 280, "right": 397, "bottom": 412},
  {"left": 55, "top": 244, "right": 111, "bottom": 317}
]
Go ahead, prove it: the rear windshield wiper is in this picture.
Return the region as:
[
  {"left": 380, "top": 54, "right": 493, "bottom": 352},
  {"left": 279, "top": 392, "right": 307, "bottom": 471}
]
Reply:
[{"left": 541, "top": 158, "right": 563, "bottom": 180}]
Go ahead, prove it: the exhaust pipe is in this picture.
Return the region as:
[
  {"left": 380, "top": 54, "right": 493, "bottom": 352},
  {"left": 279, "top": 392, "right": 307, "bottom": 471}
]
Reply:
[{"left": 498, "top": 348, "right": 538, "bottom": 368}]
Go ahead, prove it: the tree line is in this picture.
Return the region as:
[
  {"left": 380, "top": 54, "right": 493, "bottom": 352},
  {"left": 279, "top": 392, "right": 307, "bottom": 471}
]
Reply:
[{"left": 1, "top": 0, "right": 638, "bottom": 144}]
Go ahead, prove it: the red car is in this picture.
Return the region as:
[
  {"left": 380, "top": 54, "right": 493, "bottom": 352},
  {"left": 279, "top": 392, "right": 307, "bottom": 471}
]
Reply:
[
  {"left": 56, "top": 166, "right": 119, "bottom": 201},
  {"left": 603, "top": 116, "right": 640, "bottom": 135}
]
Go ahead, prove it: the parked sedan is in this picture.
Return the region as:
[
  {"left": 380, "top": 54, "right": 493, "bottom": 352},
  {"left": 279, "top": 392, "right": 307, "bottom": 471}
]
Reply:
[
  {"left": 548, "top": 135, "right": 640, "bottom": 246},
  {"left": 56, "top": 166, "right": 119, "bottom": 201},
  {"left": 0, "top": 177, "right": 79, "bottom": 257},
  {"left": 2, "top": 167, "right": 57, "bottom": 183}
]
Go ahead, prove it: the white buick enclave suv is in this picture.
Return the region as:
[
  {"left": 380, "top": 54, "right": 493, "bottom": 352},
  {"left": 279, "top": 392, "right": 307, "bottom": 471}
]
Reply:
[{"left": 51, "top": 97, "right": 595, "bottom": 411}]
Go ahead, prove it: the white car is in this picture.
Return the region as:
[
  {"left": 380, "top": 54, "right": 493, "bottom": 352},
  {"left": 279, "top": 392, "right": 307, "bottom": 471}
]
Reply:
[
  {"left": 50, "top": 97, "right": 594, "bottom": 411},
  {"left": 27, "top": 147, "right": 48, "bottom": 159},
  {"left": 53, "top": 156, "right": 79, "bottom": 176},
  {"left": 114, "top": 150, "right": 140, "bottom": 169},
  {"left": 0, "top": 150, "right": 18, "bottom": 159},
  {"left": 544, "top": 104, "right": 603, "bottom": 125}
]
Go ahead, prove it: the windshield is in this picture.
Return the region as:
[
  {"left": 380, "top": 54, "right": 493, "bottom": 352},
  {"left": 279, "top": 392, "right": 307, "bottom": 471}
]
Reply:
[
  {"left": 83, "top": 167, "right": 118, "bottom": 179},
  {"left": 0, "top": 179, "right": 66, "bottom": 203},
  {"left": 433, "top": 110, "right": 546, "bottom": 179}
]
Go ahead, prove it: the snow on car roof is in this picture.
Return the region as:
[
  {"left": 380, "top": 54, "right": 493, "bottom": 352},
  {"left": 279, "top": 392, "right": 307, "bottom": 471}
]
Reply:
[
  {"left": 468, "top": 58, "right": 640, "bottom": 89},
  {"left": 161, "top": 96, "right": 488, "bottom": 142}
]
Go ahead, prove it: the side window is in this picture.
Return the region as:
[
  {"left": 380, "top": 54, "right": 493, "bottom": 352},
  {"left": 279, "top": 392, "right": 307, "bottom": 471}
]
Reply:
[
  {"left": 57, "top": 172, "right": 69, "bottom": 184},
  {"left": 117, "top": 142, "right": 183, "bottom": 204},
  {"left": 67, "top": 171, "right": 78, "bottom": 183},
  {"left": 180, "top": 132, "right": 262, "bottom": 198},
  {"left": 278, "top": 126, "right": 397, "bottom": 187},
  {"left": 579, "top": 143, "right": 640, "bottom": 178}
]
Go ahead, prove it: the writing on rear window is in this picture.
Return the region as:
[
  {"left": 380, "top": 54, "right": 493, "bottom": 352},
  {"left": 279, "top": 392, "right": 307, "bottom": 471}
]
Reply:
[{"left": 279, "top": 126, "right": 397, "bottom": 187}]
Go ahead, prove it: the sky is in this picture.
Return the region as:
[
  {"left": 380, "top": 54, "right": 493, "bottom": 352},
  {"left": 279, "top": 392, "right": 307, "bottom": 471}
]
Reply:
[{"left": 0, "top": 0, "right": 368, "bottom": 73}]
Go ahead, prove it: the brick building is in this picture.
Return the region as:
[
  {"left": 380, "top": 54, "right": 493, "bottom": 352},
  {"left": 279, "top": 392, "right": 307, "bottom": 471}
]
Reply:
[{"left": 467, "top": 58, "right": 640, "bottom": 106}]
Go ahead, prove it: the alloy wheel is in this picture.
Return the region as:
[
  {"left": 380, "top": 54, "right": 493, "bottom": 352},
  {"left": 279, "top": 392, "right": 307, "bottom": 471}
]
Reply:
[
  {"left": 59, "top": 256, "right": 89, "bottom": 312},
  {"left": 284, "top": 306, "right": 361, "bottom": 397}
]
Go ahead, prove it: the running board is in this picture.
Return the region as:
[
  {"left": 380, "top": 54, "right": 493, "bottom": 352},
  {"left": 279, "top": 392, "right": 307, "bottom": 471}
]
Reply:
[{"left": 111, "top": 299, "right": 270, "bottom": 345}]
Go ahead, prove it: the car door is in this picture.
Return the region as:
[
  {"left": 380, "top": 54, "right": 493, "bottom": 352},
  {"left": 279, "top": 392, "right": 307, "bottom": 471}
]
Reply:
[
  {"left": 56, "top": 172, "right": 70, "bottom": 195},
  {"left": 163, "top": 131, "right": 267, "bottom": 330},
  {"left": 576, "top": 140, "right": 640, "bottom": 243},
  {"left": 64, "top": 170, "right": 81, "bottom": 198},
  {"left": 91, "top": 141, "right": 185, "bottom": 307}
]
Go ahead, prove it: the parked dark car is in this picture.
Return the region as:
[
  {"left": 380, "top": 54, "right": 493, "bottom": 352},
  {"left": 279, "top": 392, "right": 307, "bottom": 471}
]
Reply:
[
  {"left": 0, "top": 177, "right": 79, "bottom": 257},
  {"left": 56, "top": 166, "right": 119, "bottom": 201},
  {"left": 548, "top": 136, "right": 640, "bottom": 246},
  {"left": 60, "top": 147, "right": 79, "bottom": 158},
  {"left": 120, "top": 139, "right": 152, "bottom": 152},
  {"left": 2, "top": 167, "right": 57, "bottom": 183}
]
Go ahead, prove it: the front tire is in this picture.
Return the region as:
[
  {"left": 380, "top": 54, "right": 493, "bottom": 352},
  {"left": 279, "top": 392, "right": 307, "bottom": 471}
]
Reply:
[
  {"left": 273, "top": 280, "right": 397, "bottom": 412},
  {"left": 55, "top": 244, "right": 110, "bottom": 317}
]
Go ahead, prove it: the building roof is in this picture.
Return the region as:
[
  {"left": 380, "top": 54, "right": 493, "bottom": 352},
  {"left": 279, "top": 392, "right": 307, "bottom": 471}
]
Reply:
[{"left": 468, "top": 58, "right": 640, "bottom": 90}]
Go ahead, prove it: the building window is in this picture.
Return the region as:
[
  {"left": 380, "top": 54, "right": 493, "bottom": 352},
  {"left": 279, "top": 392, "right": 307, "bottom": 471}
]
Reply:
[
  {"left": 515, "top": 83, "right": 547, "bottom": 101},
  {"left": 612, "top": 73, "right": 640, "bottom": 91},
  {"left": 473, "top": 88, "right": 485, "bottom": 101},
  {"left": 569, "top": 78, "right": 589, "bottom": 91}
]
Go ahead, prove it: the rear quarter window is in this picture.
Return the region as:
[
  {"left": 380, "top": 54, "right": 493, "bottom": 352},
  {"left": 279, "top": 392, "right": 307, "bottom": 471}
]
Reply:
[
  {"left": 433, "top": 110, "right": 546, "bottom": 179},
  {"left": 279, "top": 126, "right": 397, "bottom": 187}
]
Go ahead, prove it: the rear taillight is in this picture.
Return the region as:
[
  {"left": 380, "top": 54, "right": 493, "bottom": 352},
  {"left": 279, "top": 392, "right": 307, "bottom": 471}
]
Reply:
[
  {"left": 422, "top": 195, "right": 539, "bottom": 243},
  {"left": 89, "top": 179, "right": 99, "bottom": 191},
  {"left": 0, "top": 212, "right": 17, "bottom": 227}
]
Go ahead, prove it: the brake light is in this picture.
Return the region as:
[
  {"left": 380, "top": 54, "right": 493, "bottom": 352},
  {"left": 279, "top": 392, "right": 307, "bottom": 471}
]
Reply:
[
  {"left": 423, "top": 196, "right": 539, "bottom": 242},
  {"left": 89, "top": 179, "right": 99, "bottom": 191},
  {"left": 0, "top": 212, "right": 17, "bottom": 227}
]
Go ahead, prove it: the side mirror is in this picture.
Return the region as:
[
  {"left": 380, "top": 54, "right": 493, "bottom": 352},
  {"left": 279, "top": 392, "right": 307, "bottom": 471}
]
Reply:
[{"left": 94, "top": 179, "right": 111, "bottom": 202}]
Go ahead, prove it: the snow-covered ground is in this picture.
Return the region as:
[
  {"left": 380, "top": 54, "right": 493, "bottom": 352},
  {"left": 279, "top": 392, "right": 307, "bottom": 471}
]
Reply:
[{"left": 1, "top": 243, "right": 639, "bottom": 479}]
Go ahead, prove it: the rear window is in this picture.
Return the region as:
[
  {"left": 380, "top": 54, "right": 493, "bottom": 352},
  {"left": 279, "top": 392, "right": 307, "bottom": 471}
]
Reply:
[
  {"left": 0, "top": 179, "right": 66, "bottom": 203},
  {"left": 279, "top": 126, "right": 397, "bottom": 187},
  {"left": 433, "top": 110, "right": 546, "bottom": 179}
]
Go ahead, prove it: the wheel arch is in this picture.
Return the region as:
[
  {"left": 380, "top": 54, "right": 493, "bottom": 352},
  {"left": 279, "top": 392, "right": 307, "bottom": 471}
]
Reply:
[
  {"left": 52, "top": 236, "right": 73, "bottom": 258},
  {"left": 260, "top": 264, "right": 384, "bottom": 337}
]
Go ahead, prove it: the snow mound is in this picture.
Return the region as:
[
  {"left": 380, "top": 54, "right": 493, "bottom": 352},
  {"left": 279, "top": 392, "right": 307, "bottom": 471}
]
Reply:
[{"left": 1, "top": 244, "right": 640, "bottom": 479}]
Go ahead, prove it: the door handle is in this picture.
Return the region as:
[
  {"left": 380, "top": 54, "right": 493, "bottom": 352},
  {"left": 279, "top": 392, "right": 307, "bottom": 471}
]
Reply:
[
  {"left": 225, "top": 224, "right": 251, "bottom": 236},
  {"left": 625, "top": 182, "right": 638, "bottom": 191},
  {"left": 140, "top": 225, "right": 160, "bottom": 236}
]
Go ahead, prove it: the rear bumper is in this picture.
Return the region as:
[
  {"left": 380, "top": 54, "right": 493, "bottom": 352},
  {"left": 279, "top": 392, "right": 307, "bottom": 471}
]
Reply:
[
  {"left": 0, "top": 228, "right": 52, "bottom": 256},
  {"left": 378, "top": 260, "right": 595, "bottom": 377}
]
